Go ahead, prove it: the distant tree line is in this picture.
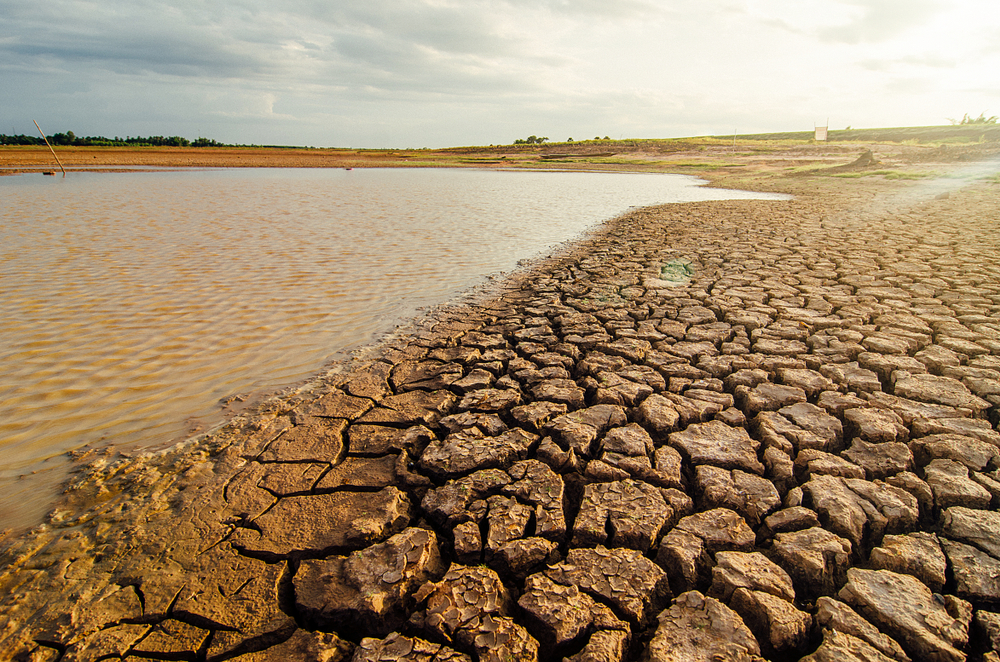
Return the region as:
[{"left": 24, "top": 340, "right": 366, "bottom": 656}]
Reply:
[
  {"left": 513, "top": 135, "right": 548, "bottom": 145},
  {"left": 0, "top": 131, "right": 224, "bottom": 147}
]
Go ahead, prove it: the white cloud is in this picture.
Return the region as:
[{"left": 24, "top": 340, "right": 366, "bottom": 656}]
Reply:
[{"left": 1, "top": 0, "right": 998, "bottom": 145}]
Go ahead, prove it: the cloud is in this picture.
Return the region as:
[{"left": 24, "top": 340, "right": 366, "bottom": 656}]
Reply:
[
  {"left": 2, "top": 0, "right": 999, "bottom": 147},
  {"left": 859, "top": 53, "right": 958, "bottom": 71},
  {"left": 506, "top": 0, "right": 656, "bottom": 19},
  {"left": 0, "top": 0, "right": 578, "bottom": 100},
  {"left": 816, "top": 0, "right": 943, "bottom": 44}
]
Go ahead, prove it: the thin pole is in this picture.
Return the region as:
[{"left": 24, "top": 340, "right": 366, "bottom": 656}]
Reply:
[{"left": 33, "top": 120, "right": 66, "bottom": 177}]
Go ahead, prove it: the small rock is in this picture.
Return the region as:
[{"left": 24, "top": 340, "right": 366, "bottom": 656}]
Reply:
[
  {"left": 779, "top": 402, "right": 845, "bottom": 452},
  {"left": 869, "top": 532, "right": 947, "bottom": 592},
  {"left": 884, "top": 471, "right": 935, "bottom": 515},
  {"left": 820, "top": 362, "right": 883, "bottom": 395},
  {"left": 652, "top": 445, "right": 684, "bottom": 489},
  {"left": 911, "top": 417, "right": 1000, "bottom": 446},
  {"left": 352, "top": 632, "right": 471, "bottom": 662},
  {"left": 644, "top": 591, "right": 763, "bottom": 662},
  {"left": 348, "top": 424, "right": 433, "bottom": 455},
  {"left": 859, "top": 353, "right": 927, "bottom": 384},
  {"left": 841, "top": 438, "right": 913, "bottom": 480},
  {"left": 438, "top": 411, "right": 507, "bottom": 436},
  {"left": 419, "top": 428, "right": 538, "bottom": 479},
  {"left": 457, "top": 388, "right": 523, "bottom": 412},
  {"left": 503, "top": 459, "right": 566, "bottom": 541},
  {"left": 517, "top": 573, "right": 626, "bottom": 647},
  {"left": 510, "top": 401, "right": 568, "bottom": 433},
  {"left": 532, "top": 379, "right": 586, "bottom": 409},
  {"left": 421, "top": 469, "right": 510, "bottom": 526},
  {"left": 658, "top": 391, "right": 728, "bottom": 426},
  {"left": 709, "top": 551, "right": 796, "bottom": 602},
  {"left": 572, "top": 479, "right": 672, "bottom": 552},
  {"left": 485, "top": 495, "right": 532, "bottom": 554},
  {"left": 738, "top": 383, "right": 808, "bottom": 417},
  {"left": 636, "top": 394, "right": 681, "bottom": 435},
  {"left": 941, "top": 506, "right": 1000, "bottom": 560},
  {"left": 667, "top": 420, "right": 764, "bottom": 474},
  {"left": 715, "top": 406, "right": 748, "bottom": 427},
  {"left": 839, "top": 568, "right": 971, "bottom": 662},
  {"left": 867, "top": 391, "right": 967, "bottom": 425},
  {"left": 564, "top": 629, "right": 629, "bottom": 662},
  {"left": 545, "top": 405, "right": 627, "bottom": 457},
  {"left": 910, "top": 433, "right": 1000, "bottom": 472},
  {"left": 940, "top": 538, "right": 1000, "bottom": 603},
  {"left": 470, "top": 615, "right": 539, "bottom": 662},
  {"left": 453, "top": 521, "right": 482, "bottom": 564},
  {"left": 800, "top": 629, "right": 900, "bottom": 662},
  {"left": 657, "top": 527, "right": 710, "bottom": 594},
  {"left": 763, "top": 446, "right": 796, "bottom": 496},
  {"left": 673, "top": 507, "right": 756, "bottom": 554},
  {"left": 778, "top": 367, "right": 839, "bottom": 398},
  {"left": 924, "top": 459, "right": 993, "bottom": 510},
  {"left": 545, "top": 546, "right": 669, "bottom": 626},
  {"left": 295, "top": 527, "right": 445, "bottom": 634},
  {"left": 601, "top": 423, "right": 654, "bottom": 456},
  {"left": 894, "top": 372, "right": 990, "bottom": 413},
  {"left": 730, "top": 587, "right": 811, "bottom": 654},
  {"left": 816, "top": 391, "right": 868, "bottom": 417},
  {"left": 412, "top": 564, "right": 514, "bottom": 648},
  {"left": 801, "top": 474, "right": 918, "bottom": 549},
  {"left": 492, "top": 538, "right": 558, "bottom": 580},
  {"left": 795, "top": 449, "right": 865, "bottom": 481},
  {"left": 357, "top": 390, "right": 457, "bottom": 427},
  {"left": 754, "top": 410, "right": 831, "bottom": 455},
  {"left": 771, "top": 526, "right": 852, "bottom": 598},
  {"left": 694, "top": 465, "right": 780, "bottom": 526},
  {"left": 844, "top": 408, "right": 909, "bottom": 444},
  {"left": 975, "top": 610, "right": 1000, "bottom": 655},
  {"left": 814, "top": 596, "right": 910, "bottom": 662},
  {"left": 762, "top": 506, "right": 820, "bottom": 535}
]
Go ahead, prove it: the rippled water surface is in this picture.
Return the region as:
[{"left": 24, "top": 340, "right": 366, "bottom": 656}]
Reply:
[{"left": 0, "top": 168, "right": 788, "bottom": 530}]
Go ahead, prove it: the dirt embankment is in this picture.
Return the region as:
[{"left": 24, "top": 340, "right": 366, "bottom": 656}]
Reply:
[{"left": 3, "top": 134, "right": 998, "bottom": 181}]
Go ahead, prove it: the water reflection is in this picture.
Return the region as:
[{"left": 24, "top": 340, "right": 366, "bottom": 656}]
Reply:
[{"left": 0, "top": 168, "right": 788, "bottom": 530}]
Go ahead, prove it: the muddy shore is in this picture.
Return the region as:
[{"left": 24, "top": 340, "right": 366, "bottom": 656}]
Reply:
[{"left": 3, "top": 145, "right": 1000, "bottom": 661}]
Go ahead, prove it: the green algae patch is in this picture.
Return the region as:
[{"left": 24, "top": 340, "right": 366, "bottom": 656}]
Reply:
[{"left": 660, "top": 260, "right": 694, "bottom": 284}]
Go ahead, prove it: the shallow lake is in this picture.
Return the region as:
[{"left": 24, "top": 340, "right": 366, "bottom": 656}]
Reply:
[{"left": 0, "top": 167, "right": 788, "bottom": 531}]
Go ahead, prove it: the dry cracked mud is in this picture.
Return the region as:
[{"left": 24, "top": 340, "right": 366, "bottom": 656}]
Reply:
[{"left": 3, "top": 165, "right": 1000, "bottom": 662}]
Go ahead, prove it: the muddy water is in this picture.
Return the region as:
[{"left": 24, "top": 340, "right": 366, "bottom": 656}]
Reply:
[{"left": 0, "top": 168, "right": 788, "bottom": 531}]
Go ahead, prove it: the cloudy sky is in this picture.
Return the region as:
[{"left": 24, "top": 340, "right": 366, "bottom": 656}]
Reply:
[{"left": 2, "top": 0, "right": 998, "bottom": 147}]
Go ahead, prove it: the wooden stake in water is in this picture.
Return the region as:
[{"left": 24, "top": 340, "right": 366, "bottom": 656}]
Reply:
[{"left": 33, "top": 120, "right": 66, "bottom": 177}]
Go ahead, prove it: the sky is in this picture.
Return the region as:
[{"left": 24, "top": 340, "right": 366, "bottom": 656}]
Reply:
[{"left": 2, "top": 0, "right": 999, "bottom": 148}]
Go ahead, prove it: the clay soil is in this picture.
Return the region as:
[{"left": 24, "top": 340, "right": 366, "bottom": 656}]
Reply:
[{"left": 2, "top": 138, "right": 1000, "bottom": 662}]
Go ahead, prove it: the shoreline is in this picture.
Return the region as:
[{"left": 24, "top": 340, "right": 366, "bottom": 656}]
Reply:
[
  {"left": 2, "top": 153, "right": 1000, "bottom": 661},
  {"left": 0, "top": 168, "right": 770, "bottom": 535}
]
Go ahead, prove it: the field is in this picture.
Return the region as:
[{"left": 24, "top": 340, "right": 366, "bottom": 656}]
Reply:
[{"left": 3, "top": 125, "right": 998, "bottom": 188}]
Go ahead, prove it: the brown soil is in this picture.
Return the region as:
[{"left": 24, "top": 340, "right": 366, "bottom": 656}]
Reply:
[
  {"left": 2, "top": 143, "right": 1000, "bottom": 661},
  {"left": 2, "top": 138, "right": 997, "bottom": 183}
]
